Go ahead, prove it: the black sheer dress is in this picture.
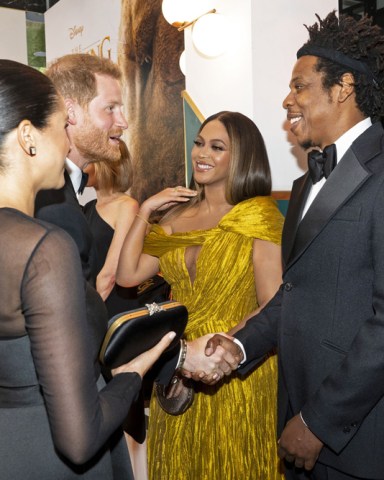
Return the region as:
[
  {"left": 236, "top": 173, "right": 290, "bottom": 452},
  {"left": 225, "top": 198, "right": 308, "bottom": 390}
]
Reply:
[{"left": 0, "top": 208, "right": 140, "bottom": 479}]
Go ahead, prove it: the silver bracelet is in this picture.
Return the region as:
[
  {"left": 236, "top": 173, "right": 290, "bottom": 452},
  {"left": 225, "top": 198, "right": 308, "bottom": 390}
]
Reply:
[{"left": 176, "top": 339, "right": 187, "bottom": 370}]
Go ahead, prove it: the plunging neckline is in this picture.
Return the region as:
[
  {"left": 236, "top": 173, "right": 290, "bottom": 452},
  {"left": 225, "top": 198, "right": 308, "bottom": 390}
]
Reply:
[{"left": 157, "top": 224, "right": 219, "bottom": 289}]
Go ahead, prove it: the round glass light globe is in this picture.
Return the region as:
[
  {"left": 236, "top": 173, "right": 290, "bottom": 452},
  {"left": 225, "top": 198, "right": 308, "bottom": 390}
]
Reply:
[
  {"left": 179, "top": 50, "right": 186, "bottom": 75},
  {"left": 161, "top": 0, "right": 190, "bottom": 25},
  {"left": 162, "top": 0, "right": 216, "bottom": 26},
  {"left": 192, "top": 13, "right": 230, "bottom": 57}
]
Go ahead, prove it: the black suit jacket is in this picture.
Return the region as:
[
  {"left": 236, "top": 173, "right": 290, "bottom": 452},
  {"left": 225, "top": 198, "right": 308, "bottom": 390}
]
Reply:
[
  {"left": 236, "top": 121, "right": 384, "bottom": 478},
  {"left": 35, "top": 170, "right": 97, "bottom": 285}
]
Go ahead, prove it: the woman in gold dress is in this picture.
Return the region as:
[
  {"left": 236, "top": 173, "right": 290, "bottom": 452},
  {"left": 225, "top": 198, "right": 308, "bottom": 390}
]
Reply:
[{"left": 117, "top": 111, "right": 285, "bottom": 479}]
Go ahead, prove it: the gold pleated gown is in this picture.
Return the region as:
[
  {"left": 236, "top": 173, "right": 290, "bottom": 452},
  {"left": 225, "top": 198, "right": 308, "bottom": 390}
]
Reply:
[{"left": 143, "top": 197, "right": 285, "bottom": 480}]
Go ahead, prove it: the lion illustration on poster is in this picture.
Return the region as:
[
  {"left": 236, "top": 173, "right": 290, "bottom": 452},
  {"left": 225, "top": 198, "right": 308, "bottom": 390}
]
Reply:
[{"left": 119, "top": 0, "right": 185, "bottom": 203}]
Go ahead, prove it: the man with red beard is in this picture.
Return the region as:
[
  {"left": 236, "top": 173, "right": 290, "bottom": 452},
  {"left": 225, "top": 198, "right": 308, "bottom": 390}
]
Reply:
[
  {"left": 33, "top": 54, "right": 135, "bottom": 479},
  {"left": 35, "top": 54, "right": 128, "bottom": 284}
]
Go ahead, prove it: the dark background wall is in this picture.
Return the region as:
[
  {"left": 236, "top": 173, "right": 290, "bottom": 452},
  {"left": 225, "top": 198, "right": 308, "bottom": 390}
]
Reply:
[
  {"left": 0, "top": 0, "right": 59, "bottom": 13},
  {"left": 339, "top": 0, "right": 384, "bottom": 27}
]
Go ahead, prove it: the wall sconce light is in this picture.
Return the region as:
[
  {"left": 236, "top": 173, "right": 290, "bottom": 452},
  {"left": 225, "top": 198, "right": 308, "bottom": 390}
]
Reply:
[
  {"left": 162, "top": 0, "right": 216, "bottom": 28},
  {"left": 162, "top": 0, "right": 229, "bottom": 58},
  {"left": 179, "top": 50, "right": 186, "bottom": 75},
  {"left": 192, "top": 12, "right": 230, "bottom": 57}
]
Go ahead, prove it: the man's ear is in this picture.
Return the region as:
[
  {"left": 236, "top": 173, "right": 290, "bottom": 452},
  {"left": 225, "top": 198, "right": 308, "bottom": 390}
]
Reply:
[
  {"left": 17, "top": 120, "right": 36, "bottom": 156},
  {"left": 338, "top": 72, "right": 355, "bottom": 103},
  {"left": 65, "top": 98, "right": 77, "bottom": 125}
]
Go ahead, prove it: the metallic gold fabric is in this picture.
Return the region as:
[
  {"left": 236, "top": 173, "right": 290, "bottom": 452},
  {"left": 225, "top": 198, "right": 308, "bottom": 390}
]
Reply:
[{"left": 144, "top": 197, "right": 285, "bottom": 479}]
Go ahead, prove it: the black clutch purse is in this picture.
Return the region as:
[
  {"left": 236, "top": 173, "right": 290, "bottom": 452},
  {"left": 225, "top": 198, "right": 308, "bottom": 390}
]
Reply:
[{"left": 99, "top": 301, "right": 188, "bottom": 369}]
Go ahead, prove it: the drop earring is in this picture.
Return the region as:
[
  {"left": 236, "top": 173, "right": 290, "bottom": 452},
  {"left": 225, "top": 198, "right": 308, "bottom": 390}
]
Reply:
[{"left": 29, "top": 146, "right": 36, "bottom": 156}]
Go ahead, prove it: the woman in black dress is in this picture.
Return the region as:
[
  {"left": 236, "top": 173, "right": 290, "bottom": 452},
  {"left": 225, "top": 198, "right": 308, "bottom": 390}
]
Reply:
[
  {"left": 0, "top": 59, "right": 175, "bottom": 480},
  {"left": 83, "top": 142, "right": 140, "bottom": 317}
]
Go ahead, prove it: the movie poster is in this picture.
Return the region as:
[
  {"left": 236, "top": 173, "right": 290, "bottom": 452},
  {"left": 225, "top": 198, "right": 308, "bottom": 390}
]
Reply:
[{"left": 45, "top": 0, "right": 186, "bottom": 203}]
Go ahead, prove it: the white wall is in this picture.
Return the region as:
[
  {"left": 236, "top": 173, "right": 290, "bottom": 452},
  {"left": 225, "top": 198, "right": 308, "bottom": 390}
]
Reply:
[
  {"left": 251, "top": 0, "right": 338, "bottom": 189},
  {"left": 0, "top": 7, "right": 27, "bottom": 63},
  {"left": 184, "top": 0, "right": 338, "bottom": 191},
  {"left": 184, "top": 0, "right": 254, "bottom": 119}
]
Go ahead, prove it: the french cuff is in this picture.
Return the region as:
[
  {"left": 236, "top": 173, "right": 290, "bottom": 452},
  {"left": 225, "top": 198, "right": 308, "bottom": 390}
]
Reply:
[
  {"left": 233, "top": 338, "right": 247, "bottom": 365},
  {"left": 300, "top": 411, "right": 309, "bottom": 428}
]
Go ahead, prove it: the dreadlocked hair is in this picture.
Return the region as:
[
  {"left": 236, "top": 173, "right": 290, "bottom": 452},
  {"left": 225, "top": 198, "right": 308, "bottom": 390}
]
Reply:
[{"left": 302, "top": 10, "right": 384, "bottom": 120}]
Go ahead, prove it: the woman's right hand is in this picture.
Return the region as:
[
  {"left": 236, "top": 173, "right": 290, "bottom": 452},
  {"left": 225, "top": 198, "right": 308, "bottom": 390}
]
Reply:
[
  {"left": 111, "top": 331, "right": 176, "bottom": 379},
  {"left": 141, "top": 186, "right": 197, "bottom": 214}
]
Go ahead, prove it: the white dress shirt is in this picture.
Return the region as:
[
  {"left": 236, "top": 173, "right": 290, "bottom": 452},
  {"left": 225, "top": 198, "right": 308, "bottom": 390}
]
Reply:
[
  {"left": 301, "top": 117, "right": 372, "bottom": 218},
  {"left": 65, "top": 157, "right": 83, "bottom": 197}
]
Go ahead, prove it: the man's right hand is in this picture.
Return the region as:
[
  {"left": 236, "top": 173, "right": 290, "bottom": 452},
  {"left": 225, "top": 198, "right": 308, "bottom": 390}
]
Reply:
[
  {"left": 205, "top": 334, "right": 244, "bottom": 361},
  {"left": 203, "top": 334, "right": 244, "bottom": 384},
  {"left": 181, "top": 334, "right": 243, "bottom": 385}
]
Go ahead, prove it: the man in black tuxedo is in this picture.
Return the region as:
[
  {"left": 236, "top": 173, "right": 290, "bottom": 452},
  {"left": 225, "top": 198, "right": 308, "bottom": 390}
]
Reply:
[
  {"left": 35, "top": 54, "right": 128, "bottom": 284},
  {"left": 34, "top": 54, "right": 134, "bottom": 478},
  {"left": 202, "top": 11, "right": 384, "bottom": 480}
]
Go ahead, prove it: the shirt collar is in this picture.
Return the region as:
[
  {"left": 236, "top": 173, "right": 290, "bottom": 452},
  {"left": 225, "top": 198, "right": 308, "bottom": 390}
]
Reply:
[
  {"left": 65, "top": 158, "right": 82, "bottom": 194},
  {"left": 334, "top": 117, "right": 372, "bottom": 162}
]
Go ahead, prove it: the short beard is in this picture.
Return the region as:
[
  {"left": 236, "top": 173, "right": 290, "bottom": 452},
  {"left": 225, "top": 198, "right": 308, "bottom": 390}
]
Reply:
[{"left": 72, "top": 119, "right": 122, "bottom": 164}]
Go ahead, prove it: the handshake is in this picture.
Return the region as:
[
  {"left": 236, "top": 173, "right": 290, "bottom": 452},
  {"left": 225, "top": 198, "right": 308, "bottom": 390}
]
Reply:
[{"left": 180, "top": 333, "right": 244, "bottom": 385}]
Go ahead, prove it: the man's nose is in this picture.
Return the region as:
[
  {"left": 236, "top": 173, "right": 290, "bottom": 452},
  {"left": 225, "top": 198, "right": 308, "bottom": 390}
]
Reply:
[
  {"left": 115, "top": 110, "right": 128, "bottom": 129},
  {"left": 282, "top": 91, "right": 293, "bottom": 110}
]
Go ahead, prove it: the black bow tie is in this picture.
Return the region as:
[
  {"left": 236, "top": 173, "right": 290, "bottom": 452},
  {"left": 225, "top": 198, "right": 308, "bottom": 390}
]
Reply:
[
  {"left": 78, "top": 171, "right": 89, "bottom": 195},
  {"left": 307, "top": 144, "right": 337, "bottom": 184}
]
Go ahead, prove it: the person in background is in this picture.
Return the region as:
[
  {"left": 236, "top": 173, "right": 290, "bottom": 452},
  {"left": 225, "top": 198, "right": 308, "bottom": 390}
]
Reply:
[
  {"left": 206, "top": 11, "right": 384, "bottom": 480},
  {"left": 35, "top": 53, "right": 128, "bottom": 285},
  {"left": 83, "top": 140, "right": 146, "bottom": 480},
  {"left": 116, "top": 111, "right": 285, "bottom": 479},
  {"left": 0, "top": 58, "right": 175, "bottom": 480},
  {"left": 83, "top": 140, "right": 139, "bottom": 316}
]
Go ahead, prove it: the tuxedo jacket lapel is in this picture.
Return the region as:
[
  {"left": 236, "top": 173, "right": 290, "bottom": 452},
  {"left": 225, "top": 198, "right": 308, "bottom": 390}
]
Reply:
[
  {"left": 284, "top": 148, "right": 371, "bottom": 267},
  {"left": 63, "top": 169, "right": 80, "bottom": 207},
  {"left": 282, "top": 174, "right": 311, "bottom": 265}
]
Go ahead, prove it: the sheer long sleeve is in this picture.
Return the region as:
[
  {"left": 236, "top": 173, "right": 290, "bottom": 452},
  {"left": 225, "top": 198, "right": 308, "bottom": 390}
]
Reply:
[{"left": 21, "top": 224, "right": 141, "bottom": 464}]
